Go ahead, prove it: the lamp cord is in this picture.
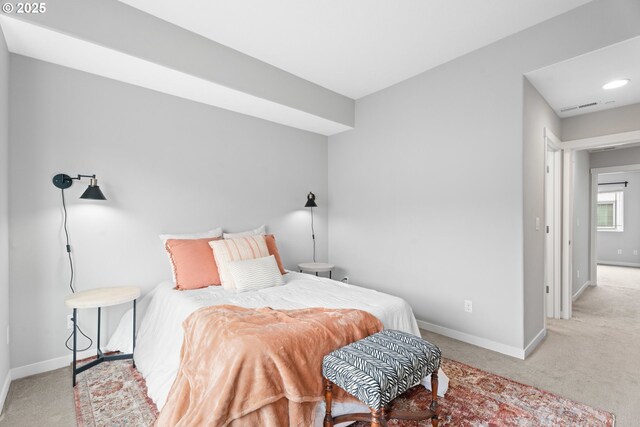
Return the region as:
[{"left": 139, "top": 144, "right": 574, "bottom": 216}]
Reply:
[
  {"left": 61, "top": 189, "right": 93, "bottom": 352},
  {"left": 311, "top": 206, "right": 316, "bottom": 263},
  {"left": 61, "top": 188, "right": 74, "bottom": 293}
]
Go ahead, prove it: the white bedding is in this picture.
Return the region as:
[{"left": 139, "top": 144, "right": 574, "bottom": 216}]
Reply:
[{"left": 107, "top": 272, "right": 448, "bottom": 423}]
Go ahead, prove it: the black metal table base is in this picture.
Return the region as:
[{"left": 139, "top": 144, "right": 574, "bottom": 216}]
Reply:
[
  {"left": 72, "top": 299, "right": 137, "bottom": 387},
  {"left": 299, "top": 270, "right": 332, "bottom": 279}
]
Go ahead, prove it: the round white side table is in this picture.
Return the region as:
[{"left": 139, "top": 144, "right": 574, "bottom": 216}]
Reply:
[
  {"left": 298, "top": 262, "right": 335, "bottom": 279},
  {"left": 64, "top": 286, "right": 140, "bottom": 386}
]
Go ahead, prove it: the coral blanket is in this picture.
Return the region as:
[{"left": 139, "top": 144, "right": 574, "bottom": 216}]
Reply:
[{"left": 155, "top": 304, "right": 383, "bottom": 427}]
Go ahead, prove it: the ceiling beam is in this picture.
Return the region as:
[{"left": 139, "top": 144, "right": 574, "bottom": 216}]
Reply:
[{"left": 1, "top": 0, "right": 354, "bottom": 135}]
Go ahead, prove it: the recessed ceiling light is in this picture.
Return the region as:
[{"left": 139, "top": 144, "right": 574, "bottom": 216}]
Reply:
[{"left": 603, "top": 79, "right": 630, "bottom": 90}]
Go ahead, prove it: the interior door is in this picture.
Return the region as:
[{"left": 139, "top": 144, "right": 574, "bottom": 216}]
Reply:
[{"left": 545, "top": 149, "right": 555, "bottom": 317}]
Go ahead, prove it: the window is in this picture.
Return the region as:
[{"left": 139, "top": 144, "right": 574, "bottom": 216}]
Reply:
[{"left": 597, "top": 191, "right": 623, "bottom": 231}]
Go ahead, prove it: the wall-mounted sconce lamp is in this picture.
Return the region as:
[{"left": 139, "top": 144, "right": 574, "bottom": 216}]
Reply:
[
  {"left": 52, "top": 173, "right": 106, "bottom": 200},
  {"left": 52, "top": 172, "right": 107, "bottom": 353},
  {"left": 305, "top": 192, "right": 317, "bottom": 262}
]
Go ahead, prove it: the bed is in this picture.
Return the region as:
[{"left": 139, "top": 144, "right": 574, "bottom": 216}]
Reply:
[{"left": 107, "top": 271, "right": 449, "bottom": 425}]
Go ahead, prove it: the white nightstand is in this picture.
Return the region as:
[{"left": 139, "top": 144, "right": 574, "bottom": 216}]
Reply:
[
  {"left": 64, "top": 286, "right": 140, "bottom": 386},
  {"left": 298, "top": 262, "right": 335, "bottom": 279}
]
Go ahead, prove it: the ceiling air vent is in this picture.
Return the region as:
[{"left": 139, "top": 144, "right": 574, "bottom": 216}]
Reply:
[
  {"left": 561, "top": 101, "right": 600, "bottom": 113},
  {"left": 578, "top": 101, "right": 599, "bottom": 109},
  {"left": 560, "top": 105, "right": 578, "bottom": 113}
]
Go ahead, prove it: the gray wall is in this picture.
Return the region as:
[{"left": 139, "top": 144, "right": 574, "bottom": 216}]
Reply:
[
  {"left": 0, "top": 28, "right": 9, "bottom": 396},
  {"left": 328, "top": 0, "right": 640, "bottom": 352},
  {"left": 596, "top": 171, "right": 640, "bottom": 265},
  {"left": 591, "top": 146, "right": 640, "bottom": 169},
  {"left": 572, "top": 150, "right": 591, "bottom": 296},
  {"left": 523, "top": 79, "right": 560, "bottom": 343},
  {"left": 9, "top": 55, "right": 328, "bottom": 368},
  {"left": 562, "top": 103, "right": 640, "bottom": 141}
]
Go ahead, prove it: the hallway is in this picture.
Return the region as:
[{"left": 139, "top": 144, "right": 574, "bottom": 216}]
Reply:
[{"left": 421, "top": 280, "right": 640, "bottom": 426}]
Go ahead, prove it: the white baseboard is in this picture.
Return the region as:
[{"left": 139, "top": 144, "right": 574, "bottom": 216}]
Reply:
[
  {"left": 10, "top": 348, "right": 96, "bottom": 380},
  {"left": 524, "top": 328, "right": 546, "bottom": 358},
  {"left": 572, "top": 280, "right": 592, "bottom": 302},
  {"left": 597, "top": 260, "right": 640, "bottom": 268},
  {"left": 0, "top": 369, "right": 10, "bottom": 417},
  {"left": 416, "top": 319, "right": 525, "bottom": 360}
]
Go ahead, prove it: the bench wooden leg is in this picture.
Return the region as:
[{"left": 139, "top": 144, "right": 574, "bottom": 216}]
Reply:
[
  {"left": 324, "top": 379, "right": 334, "bottom": 427},
  {"left": 371, "top": 408, "right": 382, "bottom": 427},
  {"left": 431, "top": 371, "right": 439, "bottom": 427},
  {"left": 324, "top": 369, "right": 440, "bottom": 427}
]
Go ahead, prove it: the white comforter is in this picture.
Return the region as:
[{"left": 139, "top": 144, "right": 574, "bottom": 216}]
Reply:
[{"left": 107, "top": 272, "right": 448, "bottom": 421}]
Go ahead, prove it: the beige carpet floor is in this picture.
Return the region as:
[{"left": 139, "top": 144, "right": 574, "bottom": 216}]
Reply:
[
  {"left": 0, "top": 366, "right": 75, "bottom": 426},
  {"left": 422, "top": 282, "right": 639, "bottom": 427},
  {"left": 597, "top": 264, "right": 640, "bottom": 291},
  {"left": 1, "top": 274, "right": 637, "bottom": 426}
]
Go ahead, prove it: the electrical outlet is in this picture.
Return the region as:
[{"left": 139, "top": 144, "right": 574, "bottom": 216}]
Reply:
[
  {"left": 67, "top": 314, "right": 74, "bottom": 330},
  {"left": 634, "top": 250, "right": 638, "bottom": 256},
  {"left": 618, "top": 249, "right": 623, "bottom": 255},
  {"left": 464, "top": 300, "right": 473, "bottom": 313}
]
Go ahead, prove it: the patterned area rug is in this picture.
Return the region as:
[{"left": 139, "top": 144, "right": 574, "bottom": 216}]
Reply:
[
  {"left": 74, "top": 358, "right": 614, "bottom": 427},
  {"left": 354, "top": 359, "right": 615, "bottom": 427},
  {"left": 74, "top": 359, "right": 158, "bottom": 427}
]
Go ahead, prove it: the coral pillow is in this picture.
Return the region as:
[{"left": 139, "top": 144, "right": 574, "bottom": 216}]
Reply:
[
  {"left": 165, "top": 237, "right": 222, "bottom": 290},
  {"left": 159, "top": 227, "right": 222, "bottom": 243},
  {"left": 210, "top": 235, "right": 271, "bottom": 289},
  {"left": 264, "top": 234, "right": 287, "bottom": 275}
]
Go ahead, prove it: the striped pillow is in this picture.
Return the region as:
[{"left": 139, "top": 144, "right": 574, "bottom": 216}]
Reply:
[
  {"left": 227, "top": 255, "right": 285, "bottom": 292},
  {"left": 209, "top": 235, "right": 271, "bottom": 289}
]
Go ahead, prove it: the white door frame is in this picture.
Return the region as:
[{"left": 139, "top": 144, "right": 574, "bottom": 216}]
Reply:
[
  {"left": 561, "top": 148, "right": 573, "bottom": 319},
  {"left": 560, "top": 129, "right": 640, "bottom": 319},
  {"left": 544, "top": 130, "right": 562, "bottom": 319}
]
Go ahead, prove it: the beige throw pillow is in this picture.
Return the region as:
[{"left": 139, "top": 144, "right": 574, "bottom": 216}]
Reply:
[{"left": 210, "top": 235, "right": 270, "bottom": 289}]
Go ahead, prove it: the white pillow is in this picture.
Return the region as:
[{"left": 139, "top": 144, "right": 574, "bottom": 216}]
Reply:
[
  {"left": 227, "top": 255, "right": 284, "bottom": 292},
  {"left": 159, "top": 227, "right": 222, "bottom": 243},
  {"left": 223, "top": 224, "right": 266, "bottom": 239},
  {"left": 210, "top": 235, "right": 271, "bottom": 289}
]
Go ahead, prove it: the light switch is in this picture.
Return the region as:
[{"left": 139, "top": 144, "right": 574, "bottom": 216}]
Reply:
[{"left": 535, "top": 217, "right": 540, "bottom": 231}]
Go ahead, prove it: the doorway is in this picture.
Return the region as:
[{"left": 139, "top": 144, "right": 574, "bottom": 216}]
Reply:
[
  {"left": 542, "top": 130, "right": 640, "bottom": 321},
  {"left": 560, "top": 135, "right": 640, "bottom": 320},
  {"left": 589, "top": 165, "right": 640, "bottom": 290}
]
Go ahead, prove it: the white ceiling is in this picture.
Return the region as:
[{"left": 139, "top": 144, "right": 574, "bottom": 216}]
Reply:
[
  {"left": 118, "top": 0, "right": 592, "bottom": 99},
  {"left": 526, "top": 36, "right": 640, "bottom": 118}
]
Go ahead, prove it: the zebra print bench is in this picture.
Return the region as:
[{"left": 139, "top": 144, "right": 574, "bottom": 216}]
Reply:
[{"left": 321, "top": 329, "right": 441, "bottom": 427}]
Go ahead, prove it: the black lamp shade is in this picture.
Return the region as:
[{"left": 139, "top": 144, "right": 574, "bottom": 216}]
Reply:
[
  {"left": 80, "top": 184, "right": 106, "bottom": 200},
  {"left": 53, "top": 173, "right": 107, "bottom": 200},
  {"left": 305, "top": 192, "right": 317, "bottom": 208}
]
